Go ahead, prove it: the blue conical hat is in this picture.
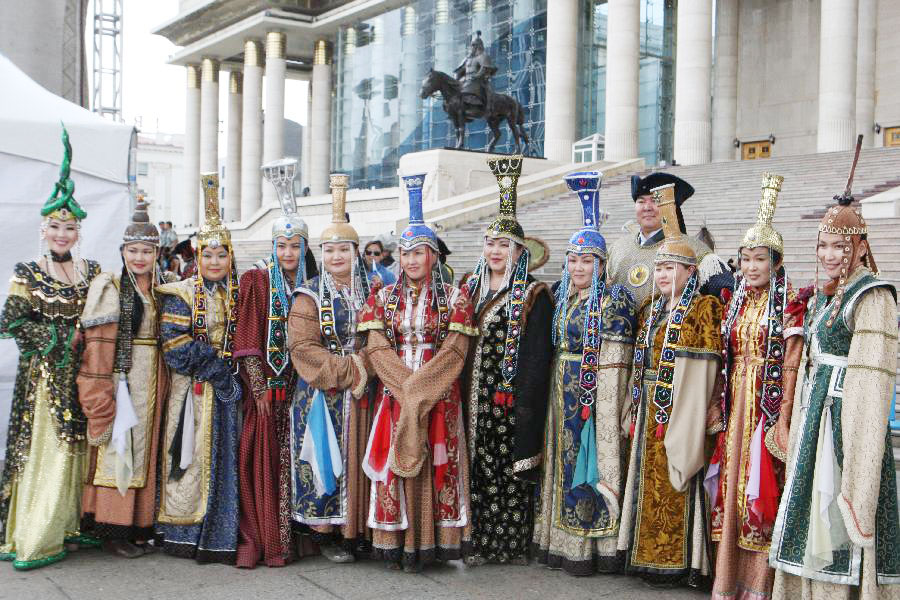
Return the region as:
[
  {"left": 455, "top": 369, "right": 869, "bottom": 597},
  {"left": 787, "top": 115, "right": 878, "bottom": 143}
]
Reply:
[
  {"left": 564, "top": 171, "right": 607, "bottom": 258},
  {"left": 399, "top": 174, "right": 438, "bottom": 251}
]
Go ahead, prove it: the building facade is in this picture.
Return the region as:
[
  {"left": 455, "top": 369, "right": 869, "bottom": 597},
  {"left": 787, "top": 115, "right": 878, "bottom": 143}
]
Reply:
[
  {"left": 154, "top": 0, "right": 900, "bottom": 203},
  {"left": 136, "top": 132, "right": 185, "bottom": 226},
  {"left": 0, "top": 0, "right": 90, "bottom": 108}
]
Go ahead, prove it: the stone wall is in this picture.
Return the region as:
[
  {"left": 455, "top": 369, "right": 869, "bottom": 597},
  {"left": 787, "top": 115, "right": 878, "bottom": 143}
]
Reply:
[
  {"left": 875, "top": 0, "right": 900, "bottom": 145},
  {"left": 734, "top": 0, "right": 900, "bottom": 156},
  {"left": 735, "top": 0, "right": 820, "bottom": 158}
]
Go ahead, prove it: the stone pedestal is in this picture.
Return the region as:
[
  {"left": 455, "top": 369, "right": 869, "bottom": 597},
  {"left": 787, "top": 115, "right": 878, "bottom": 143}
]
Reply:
[{"left": 398, "top": 149, "right": 559, "bottom": 210}]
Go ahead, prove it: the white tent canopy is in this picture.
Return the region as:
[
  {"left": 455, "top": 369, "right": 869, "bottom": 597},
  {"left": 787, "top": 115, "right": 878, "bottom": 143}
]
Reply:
[
  {"left": 0, "top": 54, "right": 132, "bottom": 183},
  {"left": 0, "top": 53, "right": 135, "bottom": 458}
]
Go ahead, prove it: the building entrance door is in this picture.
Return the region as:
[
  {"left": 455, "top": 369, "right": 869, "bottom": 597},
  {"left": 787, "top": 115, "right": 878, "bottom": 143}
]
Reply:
[
  {"left": 741, "top": 140, "right": 772, "bottom": 160},
  {"left": 885, "top": 127, "right": 900, "bottom": 148}
]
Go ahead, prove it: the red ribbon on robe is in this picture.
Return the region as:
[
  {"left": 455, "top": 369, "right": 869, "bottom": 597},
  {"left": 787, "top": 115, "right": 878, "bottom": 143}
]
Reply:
[
  {"left": 430, "top": 401, "right": 448, "bottom": 492},
  {"left": 367, "top": 398, "right": 393, "bottom": 478}
]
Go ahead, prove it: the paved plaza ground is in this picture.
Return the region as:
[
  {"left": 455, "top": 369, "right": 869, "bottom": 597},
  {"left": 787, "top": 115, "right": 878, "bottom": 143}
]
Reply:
[{"left": 0, "top": 550, "right": 708, "bottom": 600}]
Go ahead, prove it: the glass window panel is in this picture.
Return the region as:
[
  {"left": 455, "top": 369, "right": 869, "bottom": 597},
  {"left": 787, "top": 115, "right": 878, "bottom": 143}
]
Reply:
[{"left": 332, "top": 0, "right": 548, "bottom": 189}]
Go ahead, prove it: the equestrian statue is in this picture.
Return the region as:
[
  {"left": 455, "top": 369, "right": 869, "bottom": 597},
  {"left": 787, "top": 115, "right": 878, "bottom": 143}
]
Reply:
[{"left": 419, "top": 31, "right": 529, "bottom": 154}]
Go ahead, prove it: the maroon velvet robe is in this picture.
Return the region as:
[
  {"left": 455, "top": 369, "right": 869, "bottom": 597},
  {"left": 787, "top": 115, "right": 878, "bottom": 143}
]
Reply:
[{"left": 234, "top": 267, "right": 295, "bottom": 568}]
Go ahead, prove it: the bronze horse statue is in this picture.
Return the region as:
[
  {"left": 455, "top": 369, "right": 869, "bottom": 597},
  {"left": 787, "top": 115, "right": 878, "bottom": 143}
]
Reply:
[{"left": 419, "top": 68, "right": 529, "bottom": 154}]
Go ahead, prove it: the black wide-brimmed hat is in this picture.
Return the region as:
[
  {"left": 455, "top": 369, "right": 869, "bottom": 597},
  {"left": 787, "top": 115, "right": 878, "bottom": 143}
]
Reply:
[{"left": 631, "top": 172, "right": 694, "bottom": 233}]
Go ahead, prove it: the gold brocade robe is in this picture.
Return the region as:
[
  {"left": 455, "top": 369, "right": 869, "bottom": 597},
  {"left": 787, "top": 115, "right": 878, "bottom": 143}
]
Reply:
[{"left": 618, "top": 293, "right": 724, "bottom": 585}]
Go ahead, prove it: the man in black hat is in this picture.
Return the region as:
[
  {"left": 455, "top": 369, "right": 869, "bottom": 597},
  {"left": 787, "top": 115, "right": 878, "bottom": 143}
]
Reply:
[{"left": 606, "top": 172, "right": 733, "bottom": 305}]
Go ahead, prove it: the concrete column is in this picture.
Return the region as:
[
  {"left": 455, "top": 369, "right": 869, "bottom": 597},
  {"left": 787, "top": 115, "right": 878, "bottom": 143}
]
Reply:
[
  {"left": 673, "top": 0, "right": 713, "bottom": 165},
  {"left": 711, "top": 0, "right": 738, "bottom": 162},
  {"left": 225, "top": 71, "right": 242, "bottom": 222},
  {"left": 310, "top": 39, "right": 333, "bottom": 196},
  {"left": 399, "top": 6, "right": 420, "bottom": 143},
  {"left": 183, "top": 64, "right": 201, "bottom": 228},
  {"left": 543, "top": 0, "right": 579, "bottom": 163},
  {"left": 240, "top": 39, "right": 264, "bottom": 221},
  {"left": 817, "top": 0, "right": 858, "bottom": 153},
  {"left": 433, "top": 0, "right": 453, "bottom": 72},
  {"left": 604, "top": 0, "right": 640, "bottom": 161},
  {"left": 263, "top": 31, "right": 287, "bottom": 206},
  {"left": 199, "top": 57, "right": 219, "bottom": 224},
  {"left": 856, "top": 0, "right": 875, "bottom": 148},
  {"left": 301, "top": 82, "right": 312, "bottom": 194}
]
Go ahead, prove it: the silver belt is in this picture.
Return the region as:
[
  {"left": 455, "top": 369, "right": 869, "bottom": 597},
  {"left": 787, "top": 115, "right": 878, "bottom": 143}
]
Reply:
[{"left": 810, "top": 352, "right": 848, "bottom": 369}]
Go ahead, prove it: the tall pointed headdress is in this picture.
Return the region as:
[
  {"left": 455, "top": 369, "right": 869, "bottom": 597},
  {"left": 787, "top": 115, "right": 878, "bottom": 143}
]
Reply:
[
  {"left": 564, "top": 171, "right": 607, "bottom": 258},
  {"left": 653, "top": 183, "right": 696, "bottom": 265},
  {"left": 262, "top": 158, "right": 309, "bottom": 241},
  {"left": 399, "top": 173, "right": 438, "bottom": 251},
  {"left": 320, "top": 174, "right": 358, "bottom": 245},
  {"left": 485, "top": 155, "right": 548, "bottom": 269},
  {"left": 42, "top": 124, "right": 87, "bottom": 222},
  {"left": 198, "top": 173, "right": 231, "bottom": 249},
  {"left": 486, "top": 155, "right": 525, "bottom": 244},
  {"left": 741, "top": 173, "right": 784, "bottom": 255}
]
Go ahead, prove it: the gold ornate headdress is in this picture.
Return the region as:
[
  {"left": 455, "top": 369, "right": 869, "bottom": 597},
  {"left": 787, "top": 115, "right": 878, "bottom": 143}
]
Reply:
[
  {"left": 484, "top": 155, "right": 549, "bottom": 270},
  {"left": 198, "top": 173, "right": 230, "bottom": 249},
  {"left": 654, "top": 183, "right": 696, "bottom": 265},
  {"left": 486, "top": 155, "right": 525, "bottom": 244},
  {"left": 741, "top": 173, "right": 784, "bottom": 255},
  {"left": 320, "top": 174, "right": 359, "bottom": 245}
]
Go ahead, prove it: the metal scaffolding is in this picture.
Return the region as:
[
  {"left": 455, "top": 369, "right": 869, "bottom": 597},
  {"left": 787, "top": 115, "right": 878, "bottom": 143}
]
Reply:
[{"left": 92, "top": 0, "right": 123, "bottom": 122}]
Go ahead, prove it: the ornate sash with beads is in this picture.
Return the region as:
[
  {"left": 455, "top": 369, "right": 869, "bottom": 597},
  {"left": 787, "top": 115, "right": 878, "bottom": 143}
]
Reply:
[
  {"left": 382, "top": 273, "right": 449, "bottom": 353},
  {"left": 629, "top": 271, "right": 698, "bottom": 438},
  {"left": 719, "top": 268, "right": 787, "bottom": 431},
  {"left": 493, "top": 250, "right": 530, "bottom": 408},
  {"left": 192, "top": 271, "right": 239, "bottom": 394},
  {"left": 265, "top": 261, "right": 291, "bottom": 400}
]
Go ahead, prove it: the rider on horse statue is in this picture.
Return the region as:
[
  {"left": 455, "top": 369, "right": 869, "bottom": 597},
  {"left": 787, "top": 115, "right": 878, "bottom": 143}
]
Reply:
[{"left": 454, "top": 31, "right": 496, "bottom": 120}]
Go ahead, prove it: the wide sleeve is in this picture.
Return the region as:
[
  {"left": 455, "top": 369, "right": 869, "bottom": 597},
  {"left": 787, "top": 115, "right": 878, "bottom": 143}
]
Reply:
[
  {"left": 595, "top": 339, "right": 633, "bottom": 516},
  {"left": 159, "top": 291, "right": 238, "bottom": 401},
  {"left": 234, "top": 269, "right": 267, "bottom": 362},
  {"left": 836, "top": 286, "right": 898, "bottom": 548},
  {"left": 666, "top": 357, "right": 721, "bottom": 492},
  {"left": 664, "top": 295, "right": 723, "bottom": 492},
  {"left": 287, "top": 293, "right": 366, "bottom": 398},
  {"left": 234, "top": 270, "right": 268, "bottom": 400},
  {"left": 0, "top": 271, "right": 57, "bottom": 358},
  {"left": 391, "top": 292, "right": 478, "bottom": 478},
  {"left": 511, "top": 286, "right": 554, "bottom": 481},
  {"left": 76, "top": 273, "right": 120, "bottom": 445}
]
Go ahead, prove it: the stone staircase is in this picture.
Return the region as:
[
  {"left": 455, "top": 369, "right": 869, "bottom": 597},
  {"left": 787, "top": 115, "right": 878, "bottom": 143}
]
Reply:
[{"left": 437, "top": 146, "right": 900, "bottom": 290}]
